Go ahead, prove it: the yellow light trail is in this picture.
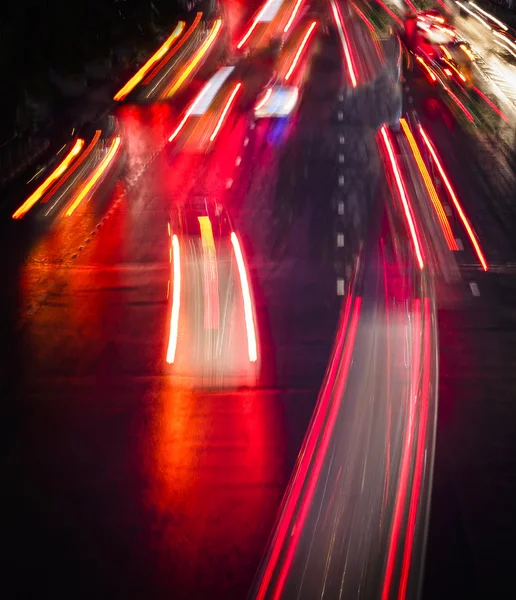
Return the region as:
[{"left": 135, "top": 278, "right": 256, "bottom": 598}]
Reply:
[
  {"left": 114, "top": 21, "right": 185, "bottom": 101},
  {"left": 164, "top": 19, "right": 222, "bottom": 99},
  {"left": 13, "top": 138, "right": 84, "bottom": 219},
  {"left": 65, "top": 137, "right": 121, "bottom": 217}
]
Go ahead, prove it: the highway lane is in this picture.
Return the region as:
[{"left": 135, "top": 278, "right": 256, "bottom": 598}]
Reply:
[
  {"left": 0, "top": 13, "right": 350, "bottom": 600},
  {"left": 399, "top": 35, "right": 516, "bottom": 598}
]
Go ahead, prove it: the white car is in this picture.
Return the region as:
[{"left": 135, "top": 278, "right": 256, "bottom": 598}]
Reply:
[{"left": 254, "top": 85, "right": 299, "bottom": 119}]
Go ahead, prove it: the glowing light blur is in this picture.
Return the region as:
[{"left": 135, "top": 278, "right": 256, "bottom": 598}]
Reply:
[
  {"left": 190, "top": 67, "right": 235, "bottom": 115},
  {"left": 444, "top": 86, "right": 475, "bottom": 122},
  {"left": 270, "top": 297, "right": 362, "bottom": 600},
  {"left": 375, "top": 0, "right": 403, "bottom": 26},
  {"left": 237, "top": 0, "right": 283, "bottom": 49},
  {"left": 469, "top": 1, "right": 508, "bottom": 30},
  {"left": 456, "top": 1, "right": 492, "bottom": 30},
  {"left": 416, "top": 56, "right": 437, "bottom": 82},
  {"left": 460, "top": 43, "right": 475, "bottom": 61},
  {"left": 285, "top": 21, "right": 316, "bottom": 81},
  {"left": 330, "top": 0, "right": 358, "bottom": 88},
  {"left": 419, "top": 126, "right": 488, "bottom": 271},
  {"left": 255, "top": 87, "right": 273, "bottom": 111},
  {"left": 13, "top": 138, "right": 84, "bottom": 219},
  {"left": 230, "top": 233, "right": 257, "bottom": 363},
  {"left": 284, "top": 0, "right": 304, "bottom": 33},
  {"left": 165, "top": 19, "right": 222, "bottom": 98},
  {"left": 210, "top": 83, "right": 242, "bottom": 142},
  {"left": 166, "top": 234, "right": 181, "bottom": 364},
  {"left": 65, "top": 137, "right": 121, "bottom": 217},
  {"left": 400, "top": 119, "right": 457, "bottom": 251},
  {"left": 380, "top": 126, "right": 425, "bottom": 270},
  {"left": 473, "top": 86, "right": 509, "bottom": 122},
  {"left": 43, "top": 130, "right": 102, "bottom": 214},
  {"left": 198, "top": 217, "right": 219, "bottom": 330},
  {"left": 114, "top": 21, "right": 185, "bottom": 101}
]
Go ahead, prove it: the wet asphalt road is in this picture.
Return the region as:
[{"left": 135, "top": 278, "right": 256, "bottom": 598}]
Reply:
[
  {"left": 403, "top": 68, "right": 516, "bottom": 598},
  {"left": 0, "top": 22, "right": 349, "bottom": 600}
]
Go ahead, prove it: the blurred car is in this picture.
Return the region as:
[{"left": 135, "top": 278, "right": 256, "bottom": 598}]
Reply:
[
  {"left": 254, "top": 84, "right": 299, "bottom": 118},
  {"left": 166, "top": 198, "right": 259, "bottom": 387}
]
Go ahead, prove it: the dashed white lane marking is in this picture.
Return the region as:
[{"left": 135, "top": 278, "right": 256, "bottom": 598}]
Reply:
[
  {"left": 337, "top": 278, "right": 345, "bottom": 296},
  {"left": 469, "top": 282, "right": 480, "bottom": 296},
  {"left": 235, "top": 156, "right": 241, "bottom": 166},
  {"left": 338, "top": 201, "right": 344, "bottom": 215},
  {"left": 338, "top": 111, "right": 344, "bottom": 120},
  {"left": 455, "top": 238, "right": 464, "bottom": 250},
  {"left": 339, "top": 135, "right": 345, "bottom": 144},
  {"left": 338, "top": 154, "right": 345, "bottom": 163},
  {"left": 244, "top": 137, "right": 249, "bottom": 146},
  {"left": 337, "top": 233, "right": 345, "bottom": 247},
  {"left": 226, "top": 179, "right": 233, "bottom": 188},
  {"left": 250, "top": 122, "right": 255, "bottom": 129},
  {"left": 339, "top": 93, "right": 344, "bottom": 101},
  {"left": 444, "top": 204, "right": 452, "bottom": 217},
  {"left": 339, "top": 175, "right": 345, "bottom": 186}
]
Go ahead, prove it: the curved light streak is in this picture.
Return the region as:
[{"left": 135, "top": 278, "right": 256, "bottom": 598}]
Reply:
[
  {"left": 285, "top": 21, "right": 316, "bottom": 81},
  {"left": 114, "top": 21, "right": 185, "bottom": 101},
  {"left": 380, "top": 126, "right": 425, "bottom": 270},
  {"left": 166, "top": 234, "right": 181, "bottom": 364},
  {"left": 65, "top": 137, "right": 121, "bottom": 217},
  {"left": 419, "top": 126, "right": 488, "bottom": 271},
  {"left": 13, "top": 138, "right": 84, "bottom": 219},
  {"left": 230, "top": 232, "right": 257, "bottom": 363},
  {"left": 330, "top": 0, "right": 358, "bottom": 88},
  {"left": 400, "top": 118, "right": 457, "bottom": 251},
  {"left": 210, "top": 83, "right": 242, "bottom": 142}
]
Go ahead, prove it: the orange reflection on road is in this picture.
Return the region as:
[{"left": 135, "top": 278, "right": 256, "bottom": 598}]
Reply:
[{"left": 13, "top": 138, "right": 85, "bottom": 219}]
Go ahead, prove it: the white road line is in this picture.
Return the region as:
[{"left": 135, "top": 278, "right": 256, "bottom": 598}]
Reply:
[
  {"left": 338, "top": 175, "right": 345, "bottom": 186},
  {"left": 469, "top": 281, "right": 480, "bottom": 296},
  {"left": 235, "top": 156, "right": 242, "bottom": 166},
  {"left": 337, "top": 278, "right": 345, "bottom": 295},
  {"left": 337, "top": 233, "right": 344, "bottom": 246},
  {"left": 338, "top": 201, "right": 344, "bottom": 214},
  {"left": 455, "top": 238, "right": 464, "bottom": 250},
  {"left": 338, "top": 154, "right": 345, "bottom": 163}
]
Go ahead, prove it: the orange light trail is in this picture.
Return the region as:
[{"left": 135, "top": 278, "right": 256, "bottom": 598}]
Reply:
[
  {"left": 460, "top": 44, "right": 475, "bottom": 61},
  {"left": 255, "top": 87, "right": 272, "bottom": 111},
  {"left": 166, "top": 234, "right": 181, "bottom": 364},
  {"left": 42, "top": 130, "right": 101, "bottom": 207},
  {"left": 444, "top": 59, "right": 466, "bottom": 82},
  {"left": 284, "top": 0, "right": 304, "bottom": 33},
  {"left": 13, "top": 138, "right": 84, "bottom": 219},
  {"left": 210, "top": 83, "right": 242, "bottom": 142},
  {"left": 143, "top": 13, "right": 202, "bottom": 85},
  {"left": 114, "top": 21, "right": 185, "bottom": 101},
  {"left": 400, "top": 118, "right": 457, "bottom": 251},
  {"left": 330, "top": 0, "right": 358, "bottom": 88},
  {"left": 285, "top": 21, "right": 316, "bottom": 81},
  {"left": 230, "top": 232, "right": 257, "bottom": 363},
  {"left": 65, "top": 137, "right": 121, "bottom": 217},
  {"left": 439, "top": 44, "right": 452, "bottom": 59},
  {"left": 165, "top": 18, "right": 222, "bottom": 98},
  {"left": 416, "top": 55, "right": 437, "bottom": 81},
  {"left": 419, "top": 125, "right": 488, "bottom": 271},
  {"left": 473, "top": 86, "right": 509, "bottom": 122},
  {"left": 198, "top": 216, "right": 219, "bottom": 330},
  {"left": 380, "top": 126, "right": 425, "bottom": 270}
]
